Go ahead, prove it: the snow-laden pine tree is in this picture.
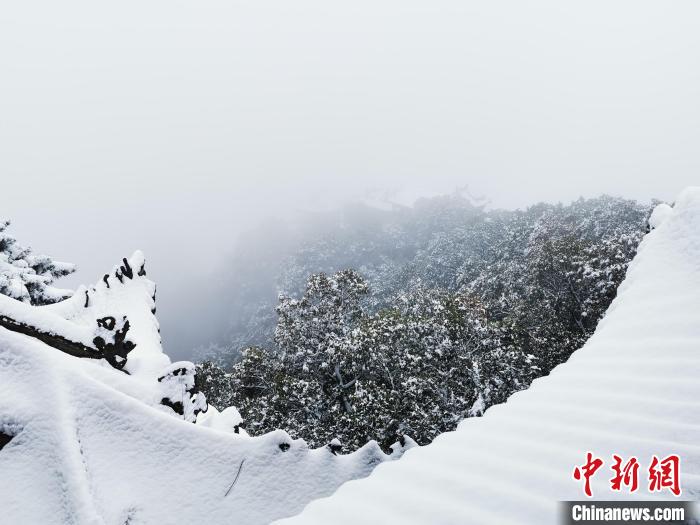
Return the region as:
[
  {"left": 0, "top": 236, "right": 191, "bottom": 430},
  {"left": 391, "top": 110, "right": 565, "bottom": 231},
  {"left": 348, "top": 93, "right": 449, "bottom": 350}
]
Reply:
[
  {"left": 271, "top": 270, "right": 369, "bottom": 446},
  {"left": 0, "top": 220, "right": 75, "bottom": 305}
]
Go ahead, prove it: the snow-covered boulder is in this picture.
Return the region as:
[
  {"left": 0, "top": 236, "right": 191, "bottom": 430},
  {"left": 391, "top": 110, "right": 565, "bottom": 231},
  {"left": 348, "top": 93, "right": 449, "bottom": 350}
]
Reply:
[
  {"left": 648, "top": 202, "right": 673, "bottom": 230},
  {"left": 198, "top": 405, "right": 249, "bottom": 436}
]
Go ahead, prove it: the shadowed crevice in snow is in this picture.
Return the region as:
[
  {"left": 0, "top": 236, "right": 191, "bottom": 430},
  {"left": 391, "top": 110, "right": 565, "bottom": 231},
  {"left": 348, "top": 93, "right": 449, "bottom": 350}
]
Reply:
[
  {"left": 0, "top": 431, "right": 12, "bottom": 451},
  {"left": 0, "top": 423, "right": 21, "bottom": 452}
]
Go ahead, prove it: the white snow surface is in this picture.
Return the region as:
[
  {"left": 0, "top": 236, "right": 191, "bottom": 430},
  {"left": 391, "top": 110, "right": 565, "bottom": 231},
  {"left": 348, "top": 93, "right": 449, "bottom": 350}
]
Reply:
[
  {"left": 198, "top": 405, "right": 250, "bottom": 436},
  {"left": 280, "top": 188, "right": 700, "bottom": 524},
  {"left": 0, "top": 254, "right": 404, "bottom": 525},
  {"left": 648, "top": 202, "right": 674, "bottom": 230}
]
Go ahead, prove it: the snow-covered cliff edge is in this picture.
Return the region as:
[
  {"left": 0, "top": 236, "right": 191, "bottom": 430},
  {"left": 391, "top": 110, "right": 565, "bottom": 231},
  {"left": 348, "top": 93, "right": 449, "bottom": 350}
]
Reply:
[{"left": 280, "top": 188, "right": 700, "bottom": 524}]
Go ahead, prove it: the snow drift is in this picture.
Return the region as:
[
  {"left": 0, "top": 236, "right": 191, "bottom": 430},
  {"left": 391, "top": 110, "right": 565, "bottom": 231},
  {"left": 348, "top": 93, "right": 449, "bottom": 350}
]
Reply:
[
  {"left": 279, "top": 188, "right": 700, "bottom": 524},
  {"left": 0, "top": 252, "right": 408, "bottom": 525}
]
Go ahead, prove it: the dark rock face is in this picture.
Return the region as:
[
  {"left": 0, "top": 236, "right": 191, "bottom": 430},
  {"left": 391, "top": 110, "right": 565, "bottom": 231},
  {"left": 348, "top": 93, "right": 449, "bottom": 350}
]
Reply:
[{"left": 0, "top": 431, "right": 13, "bottom": 451}]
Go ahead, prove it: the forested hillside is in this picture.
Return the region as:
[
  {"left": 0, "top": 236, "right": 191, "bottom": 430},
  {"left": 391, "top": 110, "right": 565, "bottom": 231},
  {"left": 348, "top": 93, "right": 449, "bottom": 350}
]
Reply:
[{"left": 197, "top": 194, "right": 653, "bottom": 450}]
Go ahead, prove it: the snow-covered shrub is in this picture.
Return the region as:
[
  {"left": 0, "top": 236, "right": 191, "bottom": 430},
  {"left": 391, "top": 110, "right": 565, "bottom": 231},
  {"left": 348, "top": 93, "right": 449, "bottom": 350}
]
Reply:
[
  {"left": 0, "top": 220, "right": 75, "bottom": 305},
  {"left": 158, "top": 362, "right": 208, "bottom": 422}
]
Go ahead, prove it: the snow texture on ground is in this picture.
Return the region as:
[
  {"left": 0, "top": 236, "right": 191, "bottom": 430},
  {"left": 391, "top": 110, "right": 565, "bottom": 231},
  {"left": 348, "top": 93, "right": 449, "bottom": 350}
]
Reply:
[
  {"left": 279, "top": 187, "right": 700, "bottom": 524},
  {"left": 0, "top": 254, "right": 404, "bottom": 525}
]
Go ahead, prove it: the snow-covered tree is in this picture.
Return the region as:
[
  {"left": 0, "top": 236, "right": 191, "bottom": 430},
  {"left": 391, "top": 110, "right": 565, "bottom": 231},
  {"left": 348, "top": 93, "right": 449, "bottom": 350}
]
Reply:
[
  {"left": 196, "top": 360, "right": 237, "bottom": 409},
  {"left": 0, "top": 220, "right": 75, "bottom": 305},
  {"left": 269, "top": 270, "right": 369, "bottom": 445},
  {"left": 196, "top": 194, "right": 653, "bottom": 450}
]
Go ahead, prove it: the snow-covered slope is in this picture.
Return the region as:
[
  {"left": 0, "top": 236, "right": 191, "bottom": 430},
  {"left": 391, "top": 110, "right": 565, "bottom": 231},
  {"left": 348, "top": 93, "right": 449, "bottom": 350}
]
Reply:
[
  {"left": 0, "top": 255, "right": 408, "bottom": 525},
  {"left": 280, "top": 187, "right": 700, "bottom": 524}
]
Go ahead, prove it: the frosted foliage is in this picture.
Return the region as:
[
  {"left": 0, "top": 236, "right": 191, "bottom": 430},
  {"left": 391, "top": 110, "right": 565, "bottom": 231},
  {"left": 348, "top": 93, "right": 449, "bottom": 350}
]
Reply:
[{"left": 0, "top": 220, "right": 75, "bottom": 305}]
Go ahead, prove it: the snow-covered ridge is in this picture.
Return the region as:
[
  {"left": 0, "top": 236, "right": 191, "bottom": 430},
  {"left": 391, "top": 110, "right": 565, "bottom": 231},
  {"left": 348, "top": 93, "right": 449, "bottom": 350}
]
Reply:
[
  {"left": 0, "top": 252, "right": 410, "bottom": 524},
  {"left": 0, "top": 251, "right": 166, "bottom": 378},
  {"left": 279, "top": 187, "right": 700, "bottom": 524}
]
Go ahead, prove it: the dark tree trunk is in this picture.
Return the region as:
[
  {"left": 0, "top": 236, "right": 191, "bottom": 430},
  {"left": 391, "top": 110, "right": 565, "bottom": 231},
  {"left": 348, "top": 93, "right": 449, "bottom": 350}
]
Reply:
[
  {"left": 0, "top": 314, "right": 100, "bottom": 359},
  {"left": 0, "top": 314, "right": 135, "bottom": 372}
]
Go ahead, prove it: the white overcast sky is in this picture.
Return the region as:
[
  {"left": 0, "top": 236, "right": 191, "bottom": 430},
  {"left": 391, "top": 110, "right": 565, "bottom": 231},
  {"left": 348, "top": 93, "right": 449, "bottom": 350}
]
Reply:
[{"left": 1, "top": 1, "right": 699, "bottom": 355}]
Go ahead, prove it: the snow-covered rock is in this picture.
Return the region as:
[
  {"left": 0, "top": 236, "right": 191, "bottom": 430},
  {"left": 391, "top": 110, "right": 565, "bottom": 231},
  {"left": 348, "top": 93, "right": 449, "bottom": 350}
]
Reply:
[
  {"left": 279, "top": 188, "right": 700, "bottom": 524},
  {"left": 648, "top": 202, "right": 673, "bottom": 230},
  {"left": 198, "top": 405, "right": 249, "bottom": 436}
]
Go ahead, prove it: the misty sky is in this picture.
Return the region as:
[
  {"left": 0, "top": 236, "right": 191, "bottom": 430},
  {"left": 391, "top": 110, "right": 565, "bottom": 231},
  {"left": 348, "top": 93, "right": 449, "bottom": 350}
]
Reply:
[{"left": 1, "top": 1, "right": 699, "bottom": 358}]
